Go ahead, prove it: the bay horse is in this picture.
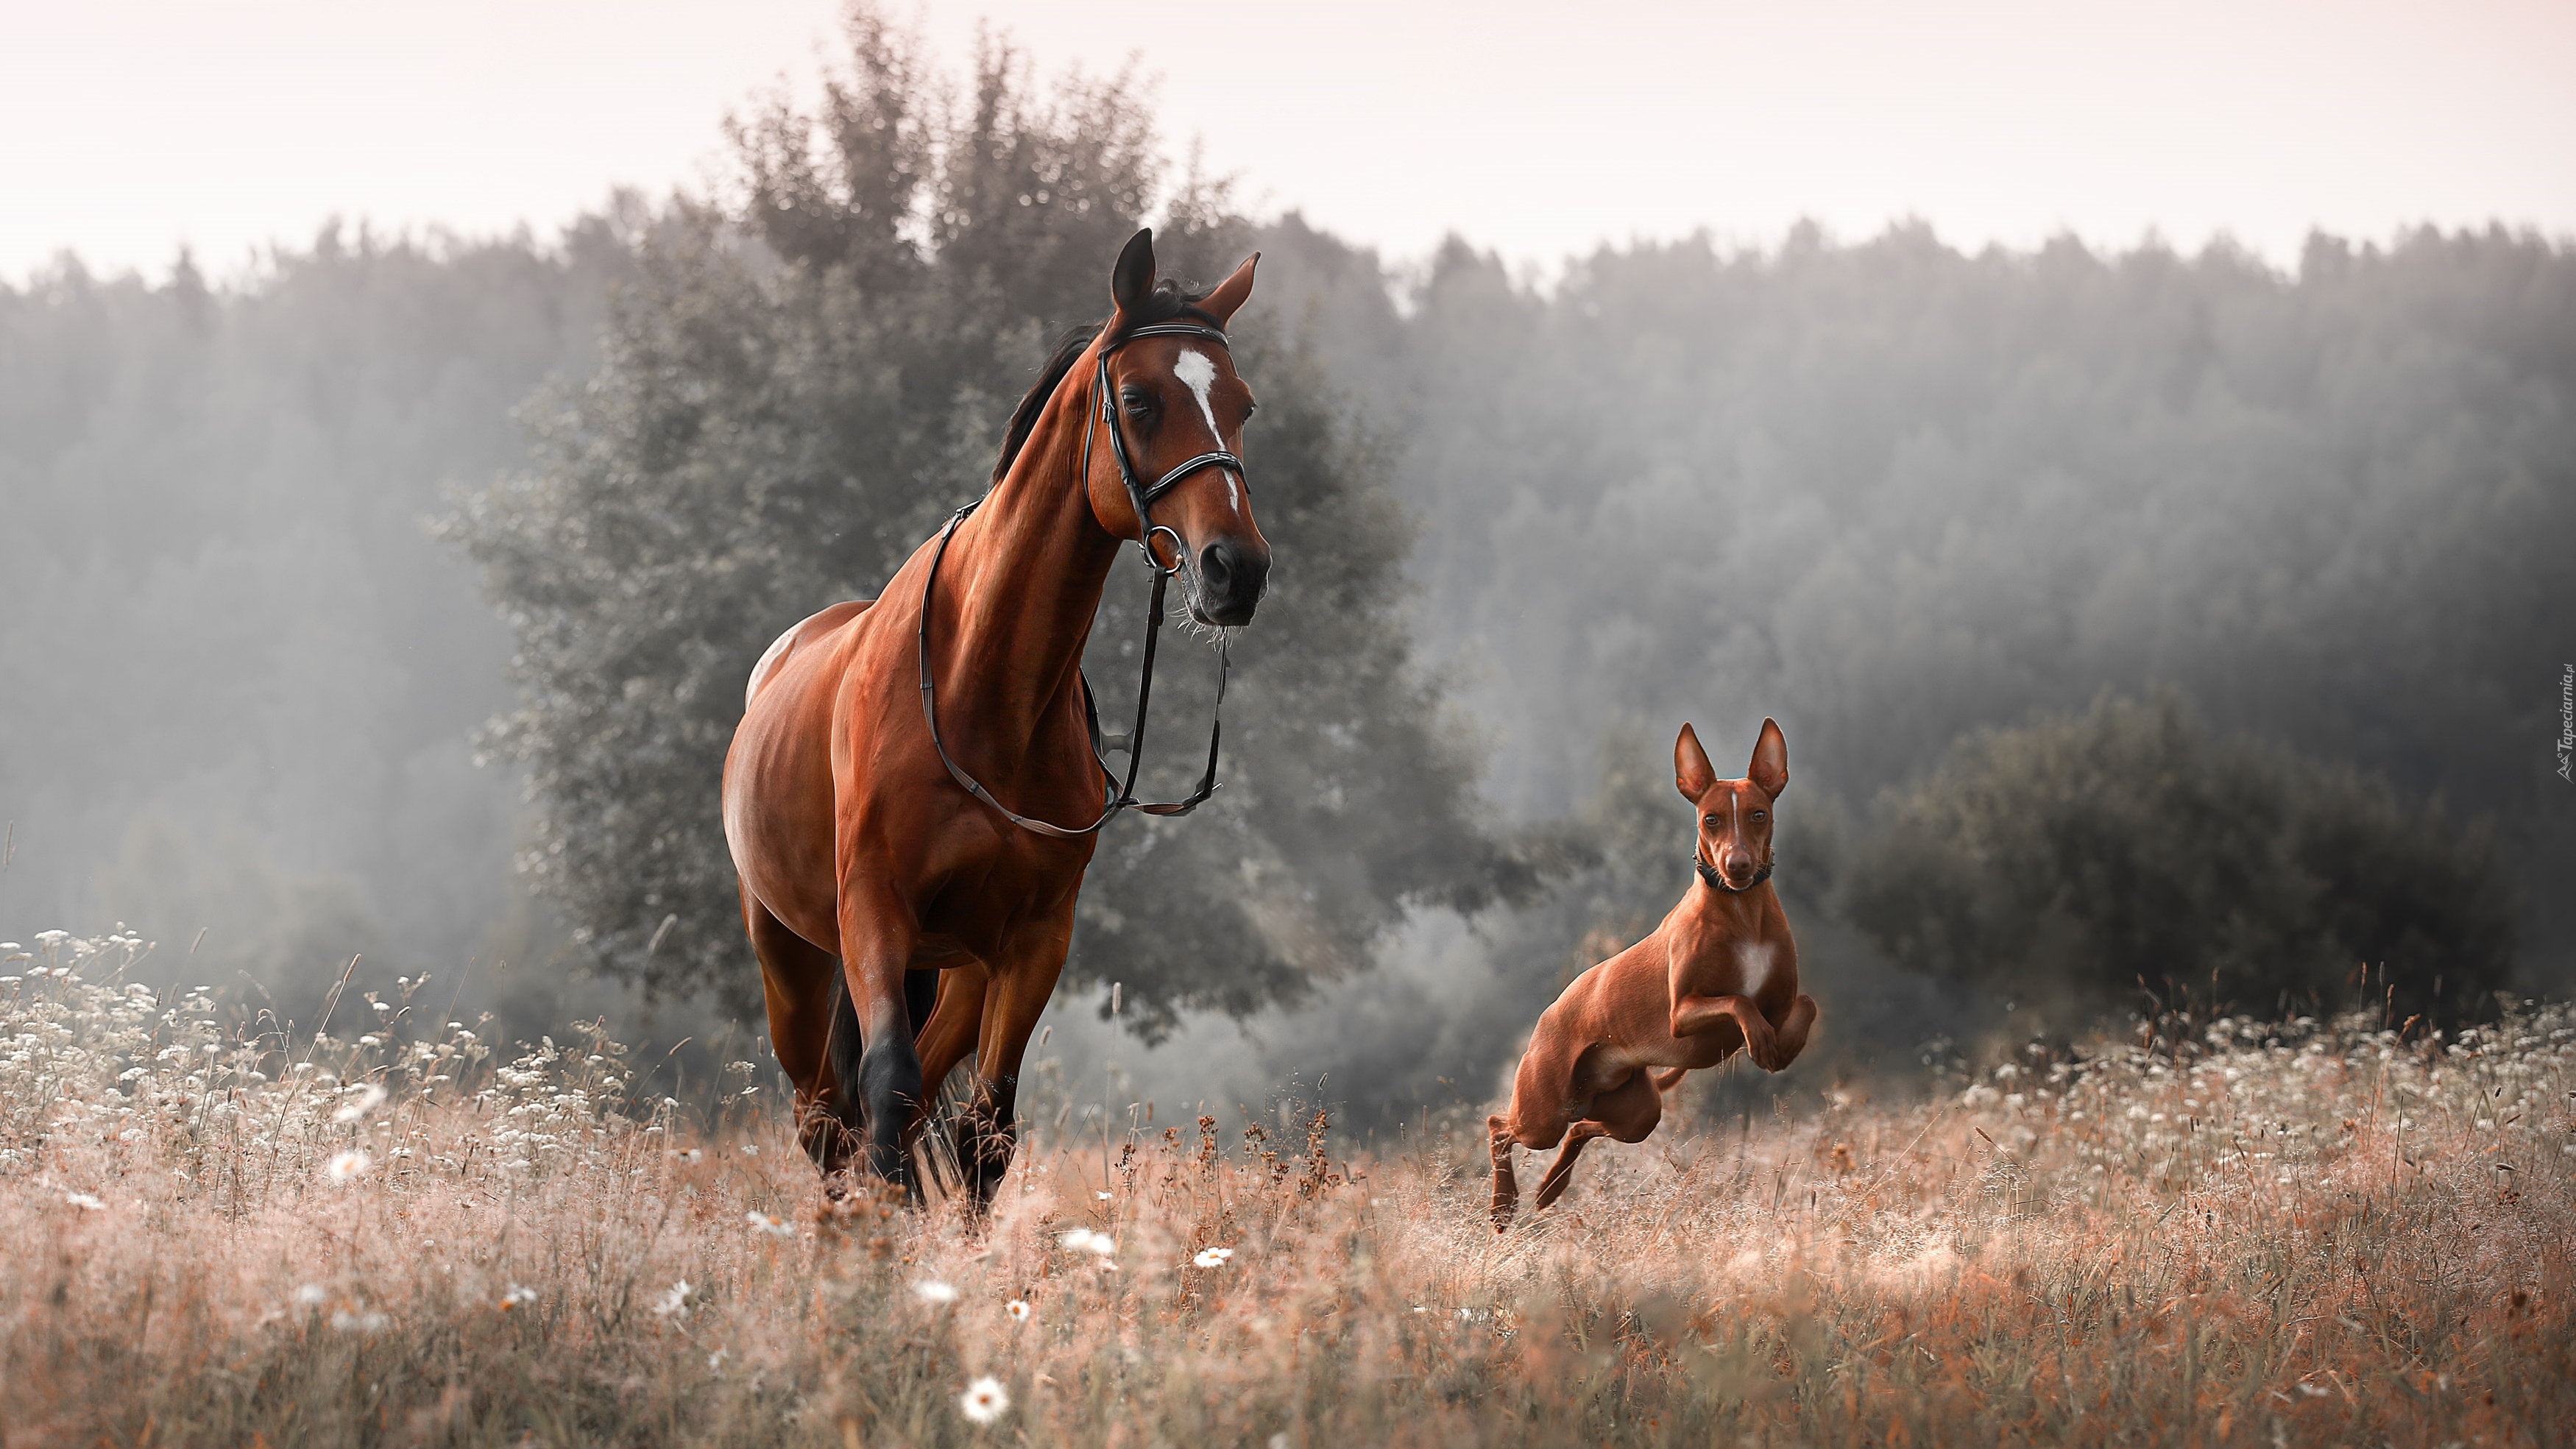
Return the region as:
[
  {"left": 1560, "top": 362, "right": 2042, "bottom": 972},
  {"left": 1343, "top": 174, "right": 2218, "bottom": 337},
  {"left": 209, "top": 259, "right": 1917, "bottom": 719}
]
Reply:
[
  {"left": 1487, "top": 720, "right": 1819, "bottom": 1229},
  {"left": 721, "top": 229, "right": 1270, "bottom": 1205}
]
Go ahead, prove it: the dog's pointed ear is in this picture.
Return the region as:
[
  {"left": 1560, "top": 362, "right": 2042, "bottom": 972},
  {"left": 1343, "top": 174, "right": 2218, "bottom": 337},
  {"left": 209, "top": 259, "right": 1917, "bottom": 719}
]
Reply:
[
  {"left": 1198, "top": 252, "right": 1259, "bottom": 325},
  {"left": 1748, "top": 718, "right": 1788, "bottom": 798},
  {"left": 1674, "top": 723, "right": 1718, "bottom": 803},
  {"left": 1110, "top": 228, "right": 1156, "bottom": 318}
]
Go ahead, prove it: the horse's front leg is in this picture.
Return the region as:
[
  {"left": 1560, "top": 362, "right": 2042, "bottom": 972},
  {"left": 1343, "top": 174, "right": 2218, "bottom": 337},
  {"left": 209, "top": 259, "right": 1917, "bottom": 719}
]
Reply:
[
  {"left": 835, "top": 885, "right": 926, "bottom": 1195},
  {"left": 952, "top": 906, "right": 1074, "bottom": 1214}
]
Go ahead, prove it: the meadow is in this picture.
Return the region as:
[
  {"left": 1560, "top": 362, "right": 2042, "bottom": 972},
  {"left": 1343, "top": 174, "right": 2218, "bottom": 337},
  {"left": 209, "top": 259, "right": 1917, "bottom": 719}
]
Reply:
[{"left": 5, "top": 929, "right": 2569, "bottom": 1448}]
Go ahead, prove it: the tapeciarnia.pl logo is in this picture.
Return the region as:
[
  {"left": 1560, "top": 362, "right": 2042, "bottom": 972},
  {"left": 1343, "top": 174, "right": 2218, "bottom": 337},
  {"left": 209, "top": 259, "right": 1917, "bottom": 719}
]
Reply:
[{"left": 2559, "top": 663, "right": 2574, "bottom": 783}]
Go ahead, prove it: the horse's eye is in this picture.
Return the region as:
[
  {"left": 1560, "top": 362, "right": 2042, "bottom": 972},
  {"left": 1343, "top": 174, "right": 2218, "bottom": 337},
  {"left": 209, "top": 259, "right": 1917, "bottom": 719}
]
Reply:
[{"left": 1121, "top": 387, "right": 1155, "bottom": 418}]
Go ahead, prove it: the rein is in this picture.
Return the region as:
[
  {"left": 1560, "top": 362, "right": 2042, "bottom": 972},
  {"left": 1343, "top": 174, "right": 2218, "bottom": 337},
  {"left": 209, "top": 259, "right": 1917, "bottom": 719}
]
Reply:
[
  {"left": 1694, "top": 849, "right": 1774, "bottom": 894},
  {"left": 915, "top": 320, "right": 1243, "bottom": 839}
]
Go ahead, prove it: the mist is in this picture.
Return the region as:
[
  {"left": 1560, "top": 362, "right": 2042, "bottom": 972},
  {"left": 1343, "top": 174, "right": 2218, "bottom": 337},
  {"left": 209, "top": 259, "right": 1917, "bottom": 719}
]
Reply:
[{"left": 4, "top": 202, "right": 2569, "bottom": 1135}]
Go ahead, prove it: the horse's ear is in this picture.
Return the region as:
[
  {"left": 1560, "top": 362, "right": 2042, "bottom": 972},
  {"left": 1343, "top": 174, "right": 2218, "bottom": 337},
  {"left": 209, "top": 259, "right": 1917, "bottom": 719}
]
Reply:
[
  {"left": 1111, "top": 228, "right": 1156, "bottom": 316},
  {"left": 1674, "top": 723, "right": 1718, "bottom": 803},
  {"left": 1748, "top": 718, "right": 1788, "bottom": 798},
  {"left": 1198, "top": 252, "right": 1259, "bottom": 325}
]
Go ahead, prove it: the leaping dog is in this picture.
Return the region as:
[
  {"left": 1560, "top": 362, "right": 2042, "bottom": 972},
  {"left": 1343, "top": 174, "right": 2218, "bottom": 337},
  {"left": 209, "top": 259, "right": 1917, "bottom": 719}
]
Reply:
[{"left": 1489, "top": 718, "right": 1819, "bottom": 1230}]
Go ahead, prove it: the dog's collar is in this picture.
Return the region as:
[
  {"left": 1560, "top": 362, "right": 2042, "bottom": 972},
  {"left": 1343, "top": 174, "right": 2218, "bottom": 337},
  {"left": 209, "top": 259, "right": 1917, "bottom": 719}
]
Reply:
[{"left": 1694, "top": 849, "right": 1773, "bottom": 894}]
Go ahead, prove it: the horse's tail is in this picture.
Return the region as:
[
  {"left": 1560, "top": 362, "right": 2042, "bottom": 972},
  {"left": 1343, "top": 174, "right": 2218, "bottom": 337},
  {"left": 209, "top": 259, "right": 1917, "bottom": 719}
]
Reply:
[{"left": 824, "top": 971, "right": 866, "bottom": 1133}]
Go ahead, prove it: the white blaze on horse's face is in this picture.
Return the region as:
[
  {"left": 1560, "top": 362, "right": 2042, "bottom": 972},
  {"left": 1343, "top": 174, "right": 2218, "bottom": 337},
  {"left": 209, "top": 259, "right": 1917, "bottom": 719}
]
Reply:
[{"left": 1171, "top": 348, "right": 1242, "bottom": 516}]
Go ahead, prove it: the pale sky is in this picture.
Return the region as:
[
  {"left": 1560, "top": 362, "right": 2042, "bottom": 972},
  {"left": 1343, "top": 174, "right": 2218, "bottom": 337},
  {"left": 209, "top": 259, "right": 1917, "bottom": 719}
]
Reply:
[{"left": 4, "top": 0, "right": 2571, "bottom": 285}]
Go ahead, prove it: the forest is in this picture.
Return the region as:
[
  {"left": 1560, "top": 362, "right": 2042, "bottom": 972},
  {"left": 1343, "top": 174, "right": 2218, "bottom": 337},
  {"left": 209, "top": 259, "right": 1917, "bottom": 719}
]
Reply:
[{"left": 3, "top": 24, "right": 2569, "bottom": 1131}]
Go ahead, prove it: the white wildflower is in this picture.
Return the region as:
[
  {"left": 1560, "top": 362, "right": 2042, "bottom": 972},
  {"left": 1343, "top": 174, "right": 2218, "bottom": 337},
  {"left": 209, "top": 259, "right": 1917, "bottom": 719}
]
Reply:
[
  {"left": 746, "top": 1211, "right": 794, "bottom": 1239},
  {"left": 1004, "top": 1299, "right": 1032, "bottom": 1323},
  {"left": 332, "top": 1083, "right": 389, "bottom": 1123},
  {"left": 651, "top": 1280, "right": 693, "bottom": 1319},
  {"left": 1192, "top": 1247, "right": 1235, "bottom": 1268},
  {"left": 325, "top": 1149, "right": 372, "bottom": 1185},
  {"left": 959, "top": 1375, "right": 1010, "bottom": 1425},
  {"left": 500, "top": 1284, "right": 538, "bottom": 1311},
  {"left": 1058, "top": 1228, "right": 1116, "bottom": 1258},
  {"left": 64, "top": 1191, "right": 107, "bottom": 1211},
  {"left": 293, "top": 1283, "right": 328, "bottom": 1308},
  {"left": 913, "top": 1279, "right": 960, "bottom": 1305}
]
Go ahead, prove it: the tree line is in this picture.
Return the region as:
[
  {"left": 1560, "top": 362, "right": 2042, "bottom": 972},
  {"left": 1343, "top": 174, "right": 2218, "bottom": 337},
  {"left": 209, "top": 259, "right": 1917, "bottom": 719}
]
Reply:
[{"left": 4, "top": 9, "right": 2567, "bottom": 1115}]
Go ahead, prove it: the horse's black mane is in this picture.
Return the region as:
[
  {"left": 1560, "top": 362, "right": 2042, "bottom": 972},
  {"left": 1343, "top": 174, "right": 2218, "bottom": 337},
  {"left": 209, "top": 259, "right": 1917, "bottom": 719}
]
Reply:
[{"left": 991, "top": 279, "right": 1220, "bottom": 483}]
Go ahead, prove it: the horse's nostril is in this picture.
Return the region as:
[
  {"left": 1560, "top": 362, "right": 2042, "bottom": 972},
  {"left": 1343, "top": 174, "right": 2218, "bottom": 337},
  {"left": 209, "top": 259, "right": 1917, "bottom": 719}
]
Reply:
[{"left": 1199, "top": 541, "right": 1235, "bottom": 596}]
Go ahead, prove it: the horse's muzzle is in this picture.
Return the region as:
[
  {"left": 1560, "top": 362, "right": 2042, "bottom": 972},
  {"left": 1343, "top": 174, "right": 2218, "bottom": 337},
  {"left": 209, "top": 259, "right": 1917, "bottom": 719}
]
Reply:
[{"left": 1193, "top": 537, "right": 1270, "bottom": 626}]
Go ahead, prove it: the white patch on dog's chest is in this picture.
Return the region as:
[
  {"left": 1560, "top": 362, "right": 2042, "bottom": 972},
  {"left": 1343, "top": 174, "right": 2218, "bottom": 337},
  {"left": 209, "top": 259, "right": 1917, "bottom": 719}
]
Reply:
[{"left": 1735, "top": 940, "right": 1774, "bottom": 996}]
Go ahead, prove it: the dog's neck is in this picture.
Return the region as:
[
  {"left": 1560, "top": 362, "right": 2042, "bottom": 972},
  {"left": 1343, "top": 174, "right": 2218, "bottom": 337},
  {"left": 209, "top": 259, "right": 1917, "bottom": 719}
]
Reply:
[{"left": 1668, "top": 850, "right": 1777, "bottom": 957}]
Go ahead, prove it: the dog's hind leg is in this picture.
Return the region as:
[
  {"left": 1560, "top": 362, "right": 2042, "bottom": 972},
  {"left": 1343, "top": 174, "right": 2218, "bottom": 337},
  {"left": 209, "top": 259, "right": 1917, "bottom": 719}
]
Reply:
[
  {"left": 1649, "top": 1066, "right": 1688, "bottom": 1094},
  {"left": 1532, "top": 1122, "right": 1609, "bottom": 1211},
  {"left": 1488, "top": 1116, "right": 1521, "bottom": 1231}
]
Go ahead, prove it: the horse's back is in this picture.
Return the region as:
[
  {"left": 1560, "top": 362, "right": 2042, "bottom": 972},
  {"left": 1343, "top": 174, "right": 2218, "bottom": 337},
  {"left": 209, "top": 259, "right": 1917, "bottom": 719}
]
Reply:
[{"left": 746, "top": 599, "right": 874, "bottom": 711}]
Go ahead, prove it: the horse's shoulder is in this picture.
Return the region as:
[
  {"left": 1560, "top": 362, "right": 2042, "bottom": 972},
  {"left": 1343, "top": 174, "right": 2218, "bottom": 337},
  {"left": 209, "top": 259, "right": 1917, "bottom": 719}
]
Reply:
[{"left": 746, "top": 599, "right": 876, "bottom": 710}]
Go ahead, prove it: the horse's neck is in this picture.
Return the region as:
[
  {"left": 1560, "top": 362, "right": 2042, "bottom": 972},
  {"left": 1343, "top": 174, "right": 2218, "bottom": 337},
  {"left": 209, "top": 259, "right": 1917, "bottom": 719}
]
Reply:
[{"left": 940, "top": 383, "right": 1121, "bottom": 741}]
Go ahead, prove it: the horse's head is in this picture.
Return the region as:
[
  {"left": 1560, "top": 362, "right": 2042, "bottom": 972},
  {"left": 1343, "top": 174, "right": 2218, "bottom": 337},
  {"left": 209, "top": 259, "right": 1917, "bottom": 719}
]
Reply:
[
  {"left": 1089, "top": 228, "right": 1273, "bottom": 627},
  {"left": 1675, "top": 718, "right": 1788, "bottom": 892}
]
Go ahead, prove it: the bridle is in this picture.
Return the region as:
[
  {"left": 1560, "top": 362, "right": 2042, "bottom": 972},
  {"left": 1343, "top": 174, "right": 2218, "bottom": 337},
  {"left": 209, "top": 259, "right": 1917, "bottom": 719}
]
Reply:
[
  {"left": 1693, "top": 846, "right": 1774, "bottom": 894},
  {"left": 916, "top": 319, "right": 1246, "bottom": 839}
]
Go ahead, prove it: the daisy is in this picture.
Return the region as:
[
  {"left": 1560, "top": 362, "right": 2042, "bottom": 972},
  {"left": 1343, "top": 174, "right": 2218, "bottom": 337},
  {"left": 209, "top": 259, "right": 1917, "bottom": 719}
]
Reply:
[
  {"left": 1004, "top": 1299, "right": 1032, "bottom": 1324},
  {"left": 746, "top": 1211, "right": 794, "bottom": 1239},
  {"left": 325, "top": 1150, "right": 372, "bottom": 1185},
  {"left": 1058, "top": 1228, "right": 1115, "bottom": 1258},
  {"left": 63, "top": 1191, "right": 106, "bottom": 1211},
  {"left": 500, "top": 1284, "right": 537, "bottom": 1310},
  {"left": 913, "top": 1279, "right": 960, "bottom": 1305},
  {"left": 1192, "top": 1247, "right": 1234, "bottom": 1269},
  {"left": 959, "top": 1375, "right": 1010, "bottom": 1425},
  {"left": 651, "top": 1280, "right": 692, "bottom": 1319}
]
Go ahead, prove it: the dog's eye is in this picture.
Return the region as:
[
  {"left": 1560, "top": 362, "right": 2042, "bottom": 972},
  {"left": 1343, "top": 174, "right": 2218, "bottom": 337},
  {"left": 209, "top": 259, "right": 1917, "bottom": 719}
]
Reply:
[
  {"left": 1702, "top": 815, "right": 1722, "bottom": 830},
  {"left": 1749, "top": 810, "right": 1765, "bottom": 821}
]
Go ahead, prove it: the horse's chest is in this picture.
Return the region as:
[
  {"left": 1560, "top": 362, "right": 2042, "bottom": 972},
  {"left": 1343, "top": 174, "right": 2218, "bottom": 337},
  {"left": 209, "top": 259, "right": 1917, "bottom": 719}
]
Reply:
[{"left": 916, "top": 846, "right": 1086, "bottom": 955}]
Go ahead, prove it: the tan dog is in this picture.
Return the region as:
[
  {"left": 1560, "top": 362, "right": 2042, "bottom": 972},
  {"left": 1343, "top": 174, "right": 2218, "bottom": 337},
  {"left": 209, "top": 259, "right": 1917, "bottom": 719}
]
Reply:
[{"left": 1489, "top": 719, "right": 1818, "bottom": 1229}]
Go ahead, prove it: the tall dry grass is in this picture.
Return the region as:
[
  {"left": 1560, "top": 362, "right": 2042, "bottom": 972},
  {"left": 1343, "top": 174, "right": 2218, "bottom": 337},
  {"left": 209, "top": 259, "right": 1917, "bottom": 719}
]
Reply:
[{"left": 4, "top": 928, "right": 2569, "bottom": 1447}]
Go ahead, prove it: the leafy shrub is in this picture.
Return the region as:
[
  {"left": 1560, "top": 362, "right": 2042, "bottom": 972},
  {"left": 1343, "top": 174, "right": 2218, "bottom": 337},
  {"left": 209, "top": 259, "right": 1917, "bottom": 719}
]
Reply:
[{"left": 1843, "top": 692, "right": 2513, "bottom": 1021}]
